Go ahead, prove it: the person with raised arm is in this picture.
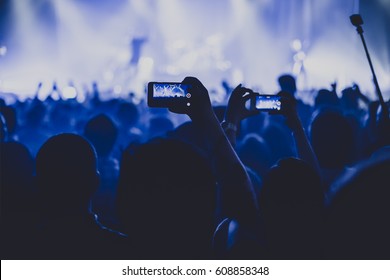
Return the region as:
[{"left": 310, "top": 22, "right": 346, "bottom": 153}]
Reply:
[
  {"left": 222, "top": 85, "right": 321, "bottom": 181},
  {"left": 168, "top": 77, "right": 259, "bottom": 225},
  {"left": 221, "top": 84, "right": 258, "bottom": 148},
  {"left": 276, "top": 91, "right": 322, "bottom": 178}
]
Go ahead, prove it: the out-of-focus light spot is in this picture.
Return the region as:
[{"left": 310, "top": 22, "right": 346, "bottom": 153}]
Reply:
[
  {"left": 138, "top": 57, "right": 154, "bottom": 81},
  {"left": 172, "top": 40, "right": 186, "bottom": 49},
  {"left": 62, "top": 86, "right": 77, "bottom": 99},
  {"left": 139, "top": 57, "right": 154, "bottom": 70},
  {"left": 118, "top": 50, "right": 130, "bottom": 64},
  {"left": 0, "top": 46, "right": 7, "bottom": 56},
  {"left": 51, "top": 91, "right": 61, "bottom": 101},
  {"left": 38, "top": 81, "right": 51, "bottom": 101},
  {"left": 294, "top": 51, "right": 306, "bottom": 61},
  {"left": 206, "top": 34, "right": 222, "bottom": 46},
  {"left": 292, "top": 63, "right": 302, "bottom": 76},
  {"left": 232, "top": 69, "right": 244, "bottom": 85},
  {"left": 103, "top": 71, "right": 114, "bottom": 82},
  {"left": 166, "top": 65, "right": 179, "bottom": 75},
  {"left": 76, "top": 91, "right": 86, "bottom": 103},
  {"left": 114, "top": 85, "right": 122, "bottom": 95},
  {"left": 210, "top": 89, "right": 225, "bottom": 104},
  {"left": 291, "top": 39, "right": 302, "bottom": 52},
  {"left": 217, "top": 60, "right": 232, "bottom": 71},
  {"left": 37, "top": 94, "right": 46, "bottom": 101}
]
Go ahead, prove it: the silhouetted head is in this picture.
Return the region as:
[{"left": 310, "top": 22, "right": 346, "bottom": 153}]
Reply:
[
  {"left": 310, "top": 109, "right": 355, "bottom": 169},
  {"left": 1, "top": 141, "right": 35, "bottom": 215},
  {"left": 238, "top": 133, "right": 272, "bottom": 177},
  {"left": 315, "top": 89, "right": 339, "bottom": 109},
  {"left": 84, "top": 114, "right": 118, "bottom": 158},
  {"left": 261, "top": 121, "right": 295, "bottom": 165},
  {"left": 148, "top": 116, "right": 174, "bottom": 138},
  {"left": 240, "top": 113, "right": 266, "bottom": 136},
  {"left": 260, "top": 158, "right": 324, "bottom": 258},
  {"left": 341, "top": 86, "right": 359, "bottom": 111},
  {"left": 261, "top": 158, "right": 323, "bottom": 214},
  {"left": 36, "top": 133, "right": 99, "bottom": 212},
  {"left": 278, "top": 74, "right": 296, "bottom": 96},
  {"left": 326, "top": 151, "right": 390, "bottom": 259},
  {"left": 0, "top": 140, "right": 37, "bottom": 259},
  {"left": 166, "top": 121, "right": 209, "bottom": 156},
  {"left": 116, "top": 102, "right": 139, "bottom": 128},
  {"left": 117, "top": 138, "right": 216, "bottom": 258}
]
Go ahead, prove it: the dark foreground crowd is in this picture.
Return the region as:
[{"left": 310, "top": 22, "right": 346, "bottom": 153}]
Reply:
[{"left": 1, "top": 75, "right": 389, "bottom": 259}]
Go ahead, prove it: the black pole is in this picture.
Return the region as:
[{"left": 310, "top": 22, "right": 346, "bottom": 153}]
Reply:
[
  {"left": 350, "top": 14, "right": 388, "bottom": 117},
  {"left": 355, "top": 26, "right": 386, "bottom": 107}
]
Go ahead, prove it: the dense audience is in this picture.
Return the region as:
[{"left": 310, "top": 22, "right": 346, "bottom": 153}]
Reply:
[{"left": 1, "top": 74, "right": 389, "bottom": 259}]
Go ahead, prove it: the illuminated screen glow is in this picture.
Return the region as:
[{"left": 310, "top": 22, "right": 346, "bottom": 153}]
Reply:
[
  {"left": 256, "top": 96, "right": 281, "bottom": 110},
  {"left": 153, "top": 83, "right": 189, "bottom": 98}
]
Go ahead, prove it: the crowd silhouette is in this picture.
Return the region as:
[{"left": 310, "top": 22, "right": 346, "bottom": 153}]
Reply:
[{"left": 1, "top": 74, "right": 389, "bottom": 260}]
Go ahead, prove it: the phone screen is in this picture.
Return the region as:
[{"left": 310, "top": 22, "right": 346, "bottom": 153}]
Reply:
[
  {"left": 152, "top": 83, "right": 190, "bottom": 98},
  {"left": 148, "top": 82, "right": 191, "bottom": 107},
  {"left": 255, "top": 95, "right": 282, "bottom": 111}
]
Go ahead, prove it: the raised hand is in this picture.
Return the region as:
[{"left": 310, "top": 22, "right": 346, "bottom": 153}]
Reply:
[
  {"left": 275, "top": 91, "right": 321, "bottom": 179},
  {"left": 275, "top": 90, "right": 300, "bottom": 131},
  {"left": 225, "top": 84, "right": 258, "bottom": 126},
  {"left": 168, "top": 76, "right": 215, "bottom": 124},
  {"left": 168, "top": 76, "right": 259, "bottom": 225}
]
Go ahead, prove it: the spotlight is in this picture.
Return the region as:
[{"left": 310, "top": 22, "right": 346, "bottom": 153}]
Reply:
[
  {"left": 62, "top": 86, "right": 77, "bottom": 99},
  {"left": 290, "top": 39, "right": 302, "bottom": 52},
  {"left": 0, "top": 46, "right": 7, "bottom": 56}
]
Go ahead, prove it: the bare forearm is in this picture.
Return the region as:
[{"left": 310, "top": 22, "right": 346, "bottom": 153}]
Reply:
[
  {"left": 193, "top": 114, "right": 258, "bottom": 223},
  {"left": 292, "top": 123, "right": 321, "bottom": 177}
]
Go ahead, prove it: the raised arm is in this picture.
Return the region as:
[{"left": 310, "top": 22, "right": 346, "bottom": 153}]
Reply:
[
  {"left": 277, "top": 91, "right": 322, "bottom": 177},
  {"left": 168, "top": 77, "right": 259, "bottom": 224},
  {"left": 223, "top": 84, "right": 258, "bottom": 148}
]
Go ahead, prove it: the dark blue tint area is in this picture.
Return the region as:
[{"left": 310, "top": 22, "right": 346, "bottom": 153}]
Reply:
[{"left": 0, "top": 0, "right": 390, "bottom": 260}]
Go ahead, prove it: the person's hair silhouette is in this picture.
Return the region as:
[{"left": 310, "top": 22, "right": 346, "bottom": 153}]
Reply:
[
  {"left": 36, "top": 133, "right": 99, "bottom": 209},
  {"left": 84, "top": 114, "right": 118, "bottom": 158},
  {"left": 117, "top": 138, "right": 216, "bottom": 259},
  {"left": 309, "top": 109, "right": 355, "bottom": 169},
  {"left": 260, "top": 158, "right": 324, "bottom": 259},
  {"left": 326, "top": 148, "right": 390, "bottom": 259},
  {"left": 35, "top": 133, "right": 127, "bottom": 259},
  {"left": 1, "top": 141, "right": 36, "bottom": 259}
]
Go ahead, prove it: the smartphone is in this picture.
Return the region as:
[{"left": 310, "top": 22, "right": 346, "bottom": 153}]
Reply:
[
  {"left": 148, "top": 82, "right": 191, "bottom": 107},
  {"left": 254, "top": 95, "right": 282, "bottom": 111}
]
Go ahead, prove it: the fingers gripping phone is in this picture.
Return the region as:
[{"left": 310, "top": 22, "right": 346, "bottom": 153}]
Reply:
[{"left": 147, "top": 82, "right": 192, "bottom": 108}]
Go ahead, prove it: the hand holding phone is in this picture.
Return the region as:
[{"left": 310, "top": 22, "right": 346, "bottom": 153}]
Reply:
[
  {"left": 148, "top": 77, "right": 214, "bottom": 123},
  {"left": 225, "top": 84, "right": 258, "bottom": 125}
]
